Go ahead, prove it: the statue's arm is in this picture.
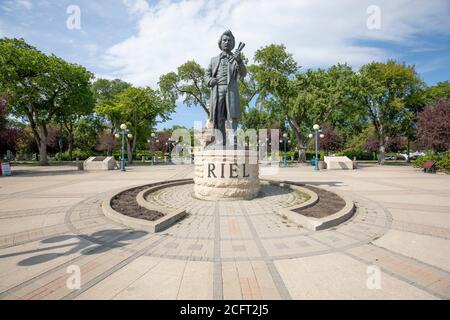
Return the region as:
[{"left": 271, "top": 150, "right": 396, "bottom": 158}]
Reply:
[
  {"left": 237, "top": 60, "right": 247, "bottom": 78},
  {"left": 204, "top": 60, "right": 215, "bottom": 87}
]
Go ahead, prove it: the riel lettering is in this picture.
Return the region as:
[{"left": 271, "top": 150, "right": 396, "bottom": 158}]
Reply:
[{"left": 207, "top": 163, "right": 250, "bottom": 179}]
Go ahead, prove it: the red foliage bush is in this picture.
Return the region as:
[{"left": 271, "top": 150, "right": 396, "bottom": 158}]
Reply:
[{"left": 417, "top": 99, "right": 450, "bottom": 152}]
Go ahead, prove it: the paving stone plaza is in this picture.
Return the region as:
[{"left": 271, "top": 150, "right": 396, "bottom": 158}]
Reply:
[{"left": 0, "top": 164, "right": 449, "bottom": 300}]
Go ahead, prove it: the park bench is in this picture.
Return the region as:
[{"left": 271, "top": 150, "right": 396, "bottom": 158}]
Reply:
[{"left": 423, "top": 160, "right": 437, "bottom": 173}]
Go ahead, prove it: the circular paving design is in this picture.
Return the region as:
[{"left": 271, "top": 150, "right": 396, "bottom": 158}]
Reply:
[
  {"left": 2, "top": 166, "right": 448, "bottom": 301},
  {"left": 62, "top": 182, "right": 392, "bottom": 264},
  {"left": 56, "top": 184, "right": 393, "bottom": 299},
  {"left": 145, "top": 183, "right": 308, "bottom": 213}
]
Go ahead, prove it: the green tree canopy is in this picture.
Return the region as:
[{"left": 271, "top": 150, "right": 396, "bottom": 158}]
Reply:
[
  {"left": 92, "top": 78, "right": 132, "bottom": 133},
  {"left": 358, "top": 60, "right": 424, "bottom": 164},
  {"left": 96, "top": 86, "right": 174, "bottom": 163},
  {"left": 425, "top": 81, "right": 450, "bottom": 103},
  {"left": 252, "top": 44, "right": 358, "bottom": 161},
  {"left": 159, "top": 60, "right": 209, "bottom": 116},
  {"left": 0, "top": 37, "right": 94, "bottom": 165}
]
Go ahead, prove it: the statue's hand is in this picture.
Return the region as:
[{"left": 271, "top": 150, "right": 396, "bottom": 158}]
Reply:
[
  {"left": 233, "top": 52, "right": 242, "bottom": 63},
  {"left": 210, "top": 78, "right": 218, "bottom": 86}
]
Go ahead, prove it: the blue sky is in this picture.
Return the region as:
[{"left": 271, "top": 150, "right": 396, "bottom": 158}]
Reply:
[{"left": 1, "top": 0, "right": 449, "bottom": 130}]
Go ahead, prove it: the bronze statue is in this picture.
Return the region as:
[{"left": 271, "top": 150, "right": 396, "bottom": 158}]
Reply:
[{"left": 205, "top": 30, "right": 247, "bottom": 146}]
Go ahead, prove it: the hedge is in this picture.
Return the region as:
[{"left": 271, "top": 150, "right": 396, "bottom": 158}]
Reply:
[{"left": 414, "top": 151, "right": 450, "bottom": 173}]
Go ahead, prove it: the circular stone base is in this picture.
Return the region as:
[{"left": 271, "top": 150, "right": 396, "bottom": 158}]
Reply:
[
  {"left": 194, "top": 149, "right": 260, "bottom": 201},
  {"left": 146, "top": 182, "right": 308, "bottom": 209}
]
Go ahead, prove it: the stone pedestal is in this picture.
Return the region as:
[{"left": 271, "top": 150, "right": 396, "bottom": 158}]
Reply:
[
  {"left": 83, "top": 156, "right": 117, "bottom": 171},
  {"left": 194, "top": 149, "right": 260, "bottom": 200},
  {"left": 324, "top": 156, "right": 353, "bottom": 170}
]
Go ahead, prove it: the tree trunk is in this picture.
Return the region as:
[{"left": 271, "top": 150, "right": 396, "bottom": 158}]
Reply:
[
  {"left": 406, "top": 137, "right": 411, "bottom": 163},
  {"left": 375, "top": 122, "right": 386, "bottom": 165},
  {"left": 131, "top": 131, "right": 137, "bottom": 163},
  {"left": 288, "top": 118, "right": 307, "bottom": 163},
  {"left": 126, "top": 139, "right": 132, "bottom": 165},
  {"left": 298, "top": 147, "right": 307, "bottom": 163},
  {"left": 378, "top": 137, "right": 385, "bottom": 165},
  {"left": 38, "top": 124, "right": 49, "bottom": 166},
  {"left": 68, "top": 133, "right": 74, "bottom": 161}
]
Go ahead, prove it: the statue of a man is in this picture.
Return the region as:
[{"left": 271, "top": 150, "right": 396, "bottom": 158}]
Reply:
[{"left": 205, "top": 30, "right": 247, "bottom": 146}]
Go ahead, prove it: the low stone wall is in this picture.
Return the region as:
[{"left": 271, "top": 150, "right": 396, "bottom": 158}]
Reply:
[
  {"left": 324, "top": 156, "right": 353, "bottom": 170},
  {"left": 84, "top": 156, "right": 117, "bottom": 171}
]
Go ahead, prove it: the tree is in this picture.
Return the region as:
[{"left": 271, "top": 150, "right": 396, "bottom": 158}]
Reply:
[
  {"left": 252, "top": 45, "right": 302, "bottom": 157},
  {"left": 92, "top": 78, "right": 131, "bottom": 134},
  {"left": 241, "top": 106, "right": 273, "bottom": 131},
  {"left": 358, "top": 60, "right": 423, "bottom": 164},
  {"left": 96, "top": 131, "right": 117, "bottom": 155},
  {"left": 0, "top": 96, "right": 22, "bottom": 158},
  {"left": 416, "top": 99, "right": 450, "bottom": 152},
  {"left": 92, "top": 78, "right": 132, "bottom": 105},
  {"left": 425, "top": 81, "right": 450, "bottom": 103},
  {"left": 0, "top": 38, "right": 94, "bottom": 165},
  {"left": 364, "top": 134, "right": 380, "bottom": 153},
  {"left": 73, "top": 115, "right": 105, "bottom": 153},
  {"left": 321, "top": 126, "right": 343, "bottom": 155},
  {"left": 159, "top": 60, "right": 209, "bottom": 116},
  {"left": 238, "top": 55, "right": 259, "bottom": 110},
  {"left": 15, "top": 125, "right": 38, "bottom": 159},
  {"left": 97, "top": 86, "right": 174, "bottom": 164},
  {"left": 385, "top": 136, "right": 405, "bottom": 153},
  {"left": 0, "top": 96, "right": 6, "bottom": 132},
  {"left": 55, "top": 71, "right": 95, "bottom": 160},
  {"left": 253, "top": 44, "right": 357, "bottom": 162}
]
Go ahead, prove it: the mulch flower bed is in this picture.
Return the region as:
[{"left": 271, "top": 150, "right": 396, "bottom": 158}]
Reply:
[
  {"left": 111, "top": 185, "right": 165, "bottom": 221},
  {"left": 292, "top": 185, "right": 346, "bottom": 218}
]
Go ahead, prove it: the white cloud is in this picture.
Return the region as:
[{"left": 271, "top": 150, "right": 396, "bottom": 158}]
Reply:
[
  {"left": 102, "top": 0, "right": 450, "bottom": 87},
  {"left": 1, "top": 0, "right": 33, "bottom": 12},
  {"left": 16, "top": 0, "right": 32, "bottom": 10},
  {"left": 122, "top": 0, "right": 150, "bottom": 15}
]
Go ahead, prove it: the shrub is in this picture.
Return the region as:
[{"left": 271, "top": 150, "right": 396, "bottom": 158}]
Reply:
[
  {"left": 415, "top": 151, "right": 450, "bottom": 173},
  {"left": 437, "top": 152, "right": 450, "bottom": 172},
  {"left": 337, "top": 148, "right": 375, "bottom": 160},
  {"left": 57, "top": 149, "right": 92, "bottom": 161},
  {"left": 277, "top": 151, "right": 325, "bottom": 161}
]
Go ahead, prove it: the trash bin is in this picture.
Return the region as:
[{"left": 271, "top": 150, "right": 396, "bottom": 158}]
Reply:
[{"left": 1, "top": 162, "right": 11, "bottom": 176}]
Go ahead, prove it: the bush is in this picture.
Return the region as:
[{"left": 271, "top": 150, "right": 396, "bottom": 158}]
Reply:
[
  {"left": 415, "top": 151, "right": 450, "bottom": 172},
  {"left": 56, "top": 149, "right": 92, "bottom": 161},
  {"left": 337, "top": 148, "right": 375, "bottom": 160},
  {"left": 136, "top": 150, "right": 168, "bottom": 160},
  {"left": 276, "top": 151, "right": 325, "bottom": 161},
  {"left": 437, "top": 152, "right": 450, "bottom": 172}
]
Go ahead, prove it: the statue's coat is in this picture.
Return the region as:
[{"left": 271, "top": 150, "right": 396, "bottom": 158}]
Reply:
[{"left": 204, "top": 54, "right": 247, "bottom": 124}]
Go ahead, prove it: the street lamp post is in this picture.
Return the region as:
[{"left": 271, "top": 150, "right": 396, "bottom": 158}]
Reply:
[
  {"left": 155, "top": 139, "right": 159, "bottom": 163},
  {"left": 309, "top": 124, "right": 324, "bottom": 171},
  {"left": 115, "top": 124, "right": 132, "bottom": 172},
  {"left": 167, "top": 140, "right": 172, "bottom": 163},
  {"left": 148, "top": 132, "right": 156, "bottom": 166}
]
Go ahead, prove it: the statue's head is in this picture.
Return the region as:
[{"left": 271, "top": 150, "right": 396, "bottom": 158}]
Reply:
[{"left": 218, "top": 30, "right": 235, "bottom": 52}]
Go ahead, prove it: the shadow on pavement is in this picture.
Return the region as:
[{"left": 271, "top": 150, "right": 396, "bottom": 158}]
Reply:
[
  {"left": 283, "top": 180, "right": 345, "bottom": 187},
  {"left": 0, "top": 229, "right": 148, "bottom": 266},
  {"left": 10, "top": 169, "right": 85, "bottom": 177}
]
